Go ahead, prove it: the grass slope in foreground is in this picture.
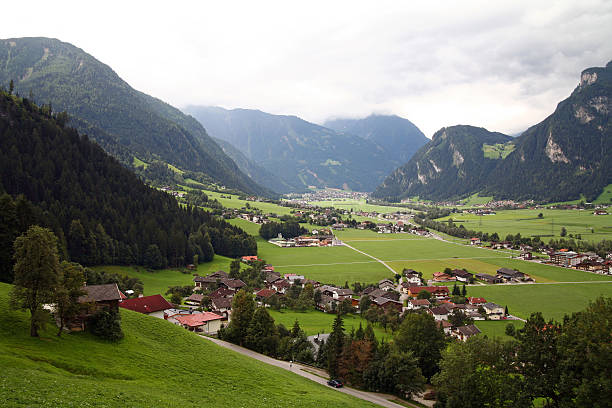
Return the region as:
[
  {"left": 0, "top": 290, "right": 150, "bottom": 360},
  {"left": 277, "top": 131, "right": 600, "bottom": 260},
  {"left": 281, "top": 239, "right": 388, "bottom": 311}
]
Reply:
[{"left": 0, "top": 283, "right": 375, "bottom": 408}]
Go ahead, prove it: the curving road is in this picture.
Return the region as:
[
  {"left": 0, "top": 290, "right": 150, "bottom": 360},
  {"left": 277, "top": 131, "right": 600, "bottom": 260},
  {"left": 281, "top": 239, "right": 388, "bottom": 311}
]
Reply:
[{"left": 199, "top": 335, "right": 425, "bottom": 408}]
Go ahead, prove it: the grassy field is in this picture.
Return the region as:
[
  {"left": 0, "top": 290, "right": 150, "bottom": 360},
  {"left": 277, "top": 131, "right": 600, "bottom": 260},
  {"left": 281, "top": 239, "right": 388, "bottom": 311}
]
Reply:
[
  {"left": 268, "top": 309, "right": 392, "bottom": 341},
  {"left": 0, "top": 283, "right": 376, "bottom": 408},
  {"left": 202, "top": 190, "right": 295, "bottom": 216},
  {"left": 308, "top": 199, "right": 409, "bottom": 214},
  {"left": 459, "top": 193, "right": 493, "bottom": 206},
  {"left": 468, "top": 282, "right": 612, "bottom": 321},
  {"left": 437, "top": 208, "right": 612, "bottom": 243},
  {"left": 91, "top": 255, "right": 234, "bottom": 297},
  {"left": 593, "top": 183, "right": 612, "bottom": 204},
  {"left": 474, "top": 320, "right": 524, "bottom": 341}
]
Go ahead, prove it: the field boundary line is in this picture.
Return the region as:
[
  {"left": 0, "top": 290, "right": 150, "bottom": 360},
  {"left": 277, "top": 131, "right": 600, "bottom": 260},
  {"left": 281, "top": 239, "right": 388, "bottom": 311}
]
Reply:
[{"left": 342, "top": 242, "right": 397, "bottom": 274}]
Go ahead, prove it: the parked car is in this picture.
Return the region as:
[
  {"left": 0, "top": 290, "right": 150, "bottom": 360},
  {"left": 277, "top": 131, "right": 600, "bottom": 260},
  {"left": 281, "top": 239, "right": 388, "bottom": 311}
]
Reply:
[{"left": 327, "top": 379, "right": 343, "bottom": 388}]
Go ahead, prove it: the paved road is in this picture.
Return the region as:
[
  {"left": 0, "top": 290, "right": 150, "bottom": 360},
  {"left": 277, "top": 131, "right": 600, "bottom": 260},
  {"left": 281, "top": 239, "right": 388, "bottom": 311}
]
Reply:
[
  {"left": 199, "top": 335, "right": 421, "bottom": 408},
  {"left": 342, "top": 242, "right": 398, "bottom": 274}
]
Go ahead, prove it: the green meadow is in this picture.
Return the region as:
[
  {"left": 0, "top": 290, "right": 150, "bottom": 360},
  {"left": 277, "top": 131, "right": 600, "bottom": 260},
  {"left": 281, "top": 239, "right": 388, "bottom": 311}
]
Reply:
[
  {"left": 0, "top": 283, "right": 376, "bottom": 408},
  {"left": 91, "top": 255, "right": 234, "bottom": 297},
  {"left": 467, "top": 282, "right": 612, "bottom": 321},
  {"left": 202, "top": 189, "right": 295, "bottom": 215},
  {"left": 437, "top": 208, "right": 612, "bottom": 243},
  {"left": 308, "top": 199, "right": 409, "bottom": 214},
  {"left": 268, "top": 309, "right": 392, "bottom": 341},
  {"left": 474, "top": 320, "right": 524, "bottom": 341}
]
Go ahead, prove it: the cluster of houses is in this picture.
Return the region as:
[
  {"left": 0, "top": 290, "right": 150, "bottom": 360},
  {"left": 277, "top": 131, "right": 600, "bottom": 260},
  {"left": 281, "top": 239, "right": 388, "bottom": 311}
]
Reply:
[
  {"left": 547, "top": 250, "right": 612, "bottom": 274},
  {"left": 429, "top": 267, "right": 531, "bottom": 284},
  {"left": 268, "top": 230, "right": 342, "bottom": 248}
]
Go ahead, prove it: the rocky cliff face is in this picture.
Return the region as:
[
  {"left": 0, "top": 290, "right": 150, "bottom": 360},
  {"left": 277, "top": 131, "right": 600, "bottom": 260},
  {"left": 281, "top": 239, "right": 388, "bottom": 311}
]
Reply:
[{"left": 374, "top": 60, "right": 612, "bottom": 202}]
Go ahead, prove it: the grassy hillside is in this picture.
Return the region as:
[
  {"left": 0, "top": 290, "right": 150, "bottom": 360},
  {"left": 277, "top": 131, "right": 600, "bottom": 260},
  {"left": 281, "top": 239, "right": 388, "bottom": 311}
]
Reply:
[{"left": 0, "top": 283, "right": 375, "bottom": 408}]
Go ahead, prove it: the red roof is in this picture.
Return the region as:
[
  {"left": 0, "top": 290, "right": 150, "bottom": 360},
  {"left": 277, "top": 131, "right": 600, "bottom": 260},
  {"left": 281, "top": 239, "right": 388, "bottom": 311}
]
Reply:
[
  {"left": 468, "top": 297, "right": 487, "bottom": 304},
  {"left": 119, "top": 294, "right": 173, "bottom": 314},
  {"left": 175, "top": 312, "right": 223, "bottom": 327}
]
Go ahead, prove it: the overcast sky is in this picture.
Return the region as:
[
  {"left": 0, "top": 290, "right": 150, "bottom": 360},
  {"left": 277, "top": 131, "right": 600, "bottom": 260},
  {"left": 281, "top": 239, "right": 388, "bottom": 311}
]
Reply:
[{"left": 3, "top": 0, "right": 612, "bottom": 137}]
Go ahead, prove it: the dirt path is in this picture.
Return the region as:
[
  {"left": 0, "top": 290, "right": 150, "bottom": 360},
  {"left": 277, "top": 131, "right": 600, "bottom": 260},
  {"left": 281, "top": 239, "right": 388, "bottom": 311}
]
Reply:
[{"left": 199, "top": 335, "right": 425, "bottom": 408}]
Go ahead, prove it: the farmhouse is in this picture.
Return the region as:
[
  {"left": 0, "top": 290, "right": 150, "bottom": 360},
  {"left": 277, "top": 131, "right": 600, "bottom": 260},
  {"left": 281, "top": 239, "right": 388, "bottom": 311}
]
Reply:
[
  {"left": 378, "top": 278, "right": 395, "bottom": 291},
  {"left": 119, "top": 294, "right": 174, "bottom": 318},
  {"left": 436, "top": 320, "right": 453, "bottom": 335},
  {"left": 175, "top": 312, "right": 224, "bottom": 334},
  {"left": 194, "top": 271, "right": 228, "bottom": 290},
  {"left": 450, "top": 269, "right": 473, "bottom": 283},
  {"left": 407, "top": 298, "right": 431, "bottom": 310},
  {"left": 496, "top": 268, "right": 529, "bottom": 283},
  {"left": 475, "top": 273, "right": 502, "bottom": 284},
  {"left": 483, "top": 302, "right": 505, "bottom": 320},
  {"left": 220, "top": 278, "right": 247, "bottom": 291},
  {"left": 452, "top": 324, "right": 481, "bottom": 341},
  {"left": 372, "top": 296, "right": 403, "bottom": 312},
  {"left": 432, "top": 272, "right": 455, "bottom": 282},
  {"left": 406, "top": 286, "right": 450, "bottom": 299},
  {"left": 185, "top": 293, "right": 204, "bottom": 306},
  {"left": 211, "top": 297, "right": 232, "bottom": 319},
  {"left": 429, "top": 306, "right": 451, "bottom": 321},
  {"left": 79, "top": 283, "right": 123, "bottom": 312}
]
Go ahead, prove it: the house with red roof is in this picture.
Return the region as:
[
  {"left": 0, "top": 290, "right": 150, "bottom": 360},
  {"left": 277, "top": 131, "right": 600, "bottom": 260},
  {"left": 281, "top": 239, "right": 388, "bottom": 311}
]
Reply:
[
  {"left": 119, "top": 294, "right": 174, "bottom": 318},
  {"left": 175, "top": 312, "right": 224, "bottom": 334},
  {"left": 468, "top": 297, "right": 487, "bottom": 305}
]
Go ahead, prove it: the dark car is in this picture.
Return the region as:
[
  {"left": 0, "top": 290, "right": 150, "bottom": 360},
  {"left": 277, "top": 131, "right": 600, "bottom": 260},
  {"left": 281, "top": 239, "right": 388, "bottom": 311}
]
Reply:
[{"left": 327, "top": 379, "right": 343, "bottom": 388}]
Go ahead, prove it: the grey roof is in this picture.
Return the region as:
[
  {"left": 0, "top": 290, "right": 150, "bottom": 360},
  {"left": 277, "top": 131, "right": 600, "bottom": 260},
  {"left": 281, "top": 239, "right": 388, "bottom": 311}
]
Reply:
[
  {"left": 80, "top": 283, "right": 122, "bottom": 302},
  {"left": 456, "top": 324, "right": 481, "bottom": 336},
  {"left": 212, "top": 297, "right": 232, "bottom": 310}
]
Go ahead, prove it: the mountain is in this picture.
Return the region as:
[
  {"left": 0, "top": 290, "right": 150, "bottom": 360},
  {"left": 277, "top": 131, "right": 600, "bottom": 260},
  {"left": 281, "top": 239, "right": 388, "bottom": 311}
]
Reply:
[
  {"left": 373, "top": 126, "right": 513, "bottom": 201},
  {"left": 0, "top": 37, "right": 268, "bottom": 196},
  {"left": 482, "top": 61, "right": 612, "bottom": 201},
  {"left": 374, "top": 61, "right": 612, "bottom": 203},
  {"left": 184, "top": 106, "right": 426, "bottom": 193},
  {"left": 0, "top": 90, "right": 256, "bottom": 282},
  {"left": 212, "top": 137, "right": 295, "bottom": 193},
  {"left": 324, "top": 114, "right": 429, "bottom": 165}
]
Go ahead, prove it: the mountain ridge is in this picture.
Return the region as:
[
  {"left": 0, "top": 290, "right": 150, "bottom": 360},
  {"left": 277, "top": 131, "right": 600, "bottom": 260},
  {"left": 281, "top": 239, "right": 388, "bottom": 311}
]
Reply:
[
  {"left": 373, "top": 60, "right": 612, "bottom": 202},
  {"left": 0, "top": 37, "right": 269, "bottom": 196}
]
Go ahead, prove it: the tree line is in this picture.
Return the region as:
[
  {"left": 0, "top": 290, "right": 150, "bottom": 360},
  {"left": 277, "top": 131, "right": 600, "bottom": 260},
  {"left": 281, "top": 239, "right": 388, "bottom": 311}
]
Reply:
[{"left": 0, "top": 90, "right": 256, "bottom": 282}]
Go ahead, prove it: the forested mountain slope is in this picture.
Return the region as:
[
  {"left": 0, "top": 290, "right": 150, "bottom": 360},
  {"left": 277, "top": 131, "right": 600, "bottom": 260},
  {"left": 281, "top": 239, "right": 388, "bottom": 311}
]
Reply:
[
  {"left": 374, "top": 126, "right": 512, "bottom": 201},
  {"left": 185, "top": 106, "right": 423, "bottom": 193},
  {"left": 374, "top": 61, "right": 612, "bottom": 202},
  {"left": 0, "top": 37, "right": 268, "bottom": 196},
  {"left": 324, "top": 114, "right": 429, "bottom": 166},
  {"left": 0, "top": 90, "right": 256, "bottom": 283}
]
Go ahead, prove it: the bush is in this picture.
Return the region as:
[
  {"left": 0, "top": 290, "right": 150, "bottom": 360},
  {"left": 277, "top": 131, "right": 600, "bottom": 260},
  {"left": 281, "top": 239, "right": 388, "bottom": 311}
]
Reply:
[{"left": 89, "top": 308, "right": 124, "bottom": 341}]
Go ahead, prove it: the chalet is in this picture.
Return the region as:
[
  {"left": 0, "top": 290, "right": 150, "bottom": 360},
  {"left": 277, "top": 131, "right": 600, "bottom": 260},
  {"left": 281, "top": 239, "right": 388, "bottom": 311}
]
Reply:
[
  {"left": 211, "top": 297, "right": 232, "bottom": 319},
  {"left": 407, "top": 298, "right": 431, "bottom": 310},
  {"left": 175, "top": 312, "right": 223, "bottom": 334},
  {"left": 79, "top": 283, "right": 123, "bottom": 312},
  {"left": 381, "top": 291, "right": 401, "bottom": 301},
  {"left": 255, "top": 288, "right": 277, "bottom": 303},
  {"left": 285, "top": 274, "right": 305, "bottom": 284},
  {"left": 209, "top": 287, "right": 234, "bottom": 299},
  {"left": 520, "top": 251, "right": 533, "bottom": 260},
  {"left": 483, "top": 302, "right": 505, "bottom": 320},
  {"left": 429, "top": 306, "right": 450, "bottom": 321},
  {"left": 332, "top": 288, "right": 354, "bottom": 300},
  {"left": 185, "top": 293, "right": 204, "bottom": 306},
  {"left": 470, "top": 237, "right": 481, "bottom": 246},
  {"left": 496, "top": 268, "right": 527, "bottom": 283},
  {"left": 264, "top": 271, "right": 281, "bottom": 286},
  {"left": 549, "top": 251, "right": 588, "bottom": 267},
  {"left": 450, "top": 269, "right": 473, "bottom": 283},
  {"left": 406, "top": 286, "right": 450, "bottom": 299},
  {"left": 220, "top": 278, "right": 247, "bottom": 291},
  {"left": 119, "top": 294, "right": 173, "bottom": 318},
  {"left": 378, "top": 278, "right": 395, "bottom": 291},
  {"left": 452, "top": 324, "right": 481, "bottom": 341},
  {"left": 272, "top": 279, "right": 291, "bottom": 294},
  {"left": 316, "top": 294, "right": 338, "bottom": 312},
  {"left": 475, "top": 273, "right": 502, "bottom": 284},
  {"left": 403, "top": 270, "right": 423, "bottom": 285},
  {"left": 241, "top": 255, "right": 260, "bottom": 264},
  {"left": 432, "top": 272, "right": 455, "bottom": 282},
  {"left": 371, "top": 297, "right": 403, "bottom": 313},
  {"left": 193, "top": 271, "right": 228, "bottom": 290},
  {"left": 436, "top": 320, "right": 453, "bottom": 335},
  {"left": 467, "top": 297, "right": 487, "bottom": 305}
]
